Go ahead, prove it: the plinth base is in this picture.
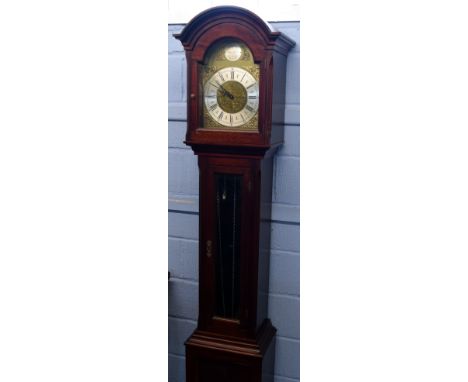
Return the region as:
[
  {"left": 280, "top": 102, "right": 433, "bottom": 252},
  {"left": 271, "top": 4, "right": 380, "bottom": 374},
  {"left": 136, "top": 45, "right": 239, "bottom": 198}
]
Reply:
[{"left": 185, "top": 319, "right": 276, "bottom": 382}]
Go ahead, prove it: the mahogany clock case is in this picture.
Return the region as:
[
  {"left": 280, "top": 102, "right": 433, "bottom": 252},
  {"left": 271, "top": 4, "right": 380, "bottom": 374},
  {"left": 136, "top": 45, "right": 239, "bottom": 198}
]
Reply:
[{"left": 174, "top": 6, "right": 295, "bottom": 382}]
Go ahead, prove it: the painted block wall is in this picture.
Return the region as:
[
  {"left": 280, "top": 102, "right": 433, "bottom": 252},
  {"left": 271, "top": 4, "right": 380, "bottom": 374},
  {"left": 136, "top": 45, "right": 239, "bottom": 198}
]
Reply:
[{"left": 168, "top": 22, "right": 300, "bottom": 382}]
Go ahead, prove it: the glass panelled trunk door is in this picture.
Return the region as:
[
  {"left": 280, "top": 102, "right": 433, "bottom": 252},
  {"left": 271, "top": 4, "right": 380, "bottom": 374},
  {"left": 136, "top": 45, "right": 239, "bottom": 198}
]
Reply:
[
  {"left": 200, "top": 159, "right": 254, "bottom": 334},
  {"left": 214, "top": 173, "right": 242, "bottom": 319}
]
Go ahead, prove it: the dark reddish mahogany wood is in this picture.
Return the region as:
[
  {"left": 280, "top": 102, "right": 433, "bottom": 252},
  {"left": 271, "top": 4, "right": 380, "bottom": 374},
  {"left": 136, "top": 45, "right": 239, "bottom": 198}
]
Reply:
[
  {"left": 174, "top": 6, "right": 294, "bottom": 382},
  {"left": 174, "top": 5, "right": 294, "bottom": 151}
]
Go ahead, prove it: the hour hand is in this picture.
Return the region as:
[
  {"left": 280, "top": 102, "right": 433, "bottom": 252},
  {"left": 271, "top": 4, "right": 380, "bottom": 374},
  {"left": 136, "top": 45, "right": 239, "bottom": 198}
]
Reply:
[{"left": 219, "top": 85, "right": 234, "bottom": 100}]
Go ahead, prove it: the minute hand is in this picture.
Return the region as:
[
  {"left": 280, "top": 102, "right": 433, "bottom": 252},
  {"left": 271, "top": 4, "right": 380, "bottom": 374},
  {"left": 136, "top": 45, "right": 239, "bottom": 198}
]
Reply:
[{"left": 219, "top": 85, "right": 234, "bottom": 100}]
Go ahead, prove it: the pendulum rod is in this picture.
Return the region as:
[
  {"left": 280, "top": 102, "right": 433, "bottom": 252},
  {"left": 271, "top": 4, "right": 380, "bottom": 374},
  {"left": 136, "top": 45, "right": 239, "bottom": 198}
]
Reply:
[
  {"left": 216, "top": 178, "right": 226, "bottom": 316},
  {"left": 231, "top": 178, "right": 237, "bottom": 316}
]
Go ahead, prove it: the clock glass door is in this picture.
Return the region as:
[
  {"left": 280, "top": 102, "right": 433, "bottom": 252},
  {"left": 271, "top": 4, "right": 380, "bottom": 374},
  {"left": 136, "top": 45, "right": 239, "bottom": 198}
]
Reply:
[{"left": 214, "top": 173, "right": 242, "bottom": 319}]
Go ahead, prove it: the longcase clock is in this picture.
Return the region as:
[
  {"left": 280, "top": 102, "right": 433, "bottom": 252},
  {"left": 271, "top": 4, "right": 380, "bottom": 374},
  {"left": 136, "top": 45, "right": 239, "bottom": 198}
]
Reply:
[{"left": 174, "top": 6, "right": 295, "bottom": 382}]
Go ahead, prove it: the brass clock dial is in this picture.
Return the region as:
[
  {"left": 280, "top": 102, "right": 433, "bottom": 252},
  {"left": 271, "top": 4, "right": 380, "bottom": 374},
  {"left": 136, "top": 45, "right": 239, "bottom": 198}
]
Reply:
[
  {"left": 204, "top": 67, "right": 259, "bottom": 128},
  {"left": 201, "top": 39, "right": 260, "bottom": 131}
]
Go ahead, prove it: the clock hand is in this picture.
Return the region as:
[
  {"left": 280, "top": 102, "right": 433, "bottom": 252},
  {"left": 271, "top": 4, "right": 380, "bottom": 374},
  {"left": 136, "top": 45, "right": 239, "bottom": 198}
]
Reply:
[{"left": 219, "top": 85, "right": 235, "bottom": 100}]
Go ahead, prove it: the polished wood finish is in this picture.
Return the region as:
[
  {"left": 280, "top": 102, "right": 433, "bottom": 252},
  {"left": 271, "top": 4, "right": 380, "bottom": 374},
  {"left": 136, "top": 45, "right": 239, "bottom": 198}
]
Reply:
[
  {"left": 174, "top": 6, "right": 294, "bottom": 381},
  {"left": 174, "top": 5, "right": 294, "bottom": 151},
  {"left": 186, "top": 319, "right": 276, "bottom": 382}
]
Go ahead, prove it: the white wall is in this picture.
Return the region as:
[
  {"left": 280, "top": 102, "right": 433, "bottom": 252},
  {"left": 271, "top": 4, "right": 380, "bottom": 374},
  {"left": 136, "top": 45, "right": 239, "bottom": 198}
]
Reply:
[{"left": 168, "top": 0, "right": 300, "bottom": 24}]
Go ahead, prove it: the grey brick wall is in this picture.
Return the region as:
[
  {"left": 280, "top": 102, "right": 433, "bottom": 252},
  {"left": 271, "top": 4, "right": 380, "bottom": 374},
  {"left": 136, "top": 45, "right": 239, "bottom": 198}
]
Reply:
[{"left": 168, "top": 22, "right": 300, "bottom": 382}]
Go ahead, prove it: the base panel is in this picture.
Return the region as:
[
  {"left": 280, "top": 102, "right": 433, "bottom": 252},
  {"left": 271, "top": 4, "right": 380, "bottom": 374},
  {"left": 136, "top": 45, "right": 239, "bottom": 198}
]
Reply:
[{"left": 185, "top": 320, "right": 276, "bottom": 382}]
